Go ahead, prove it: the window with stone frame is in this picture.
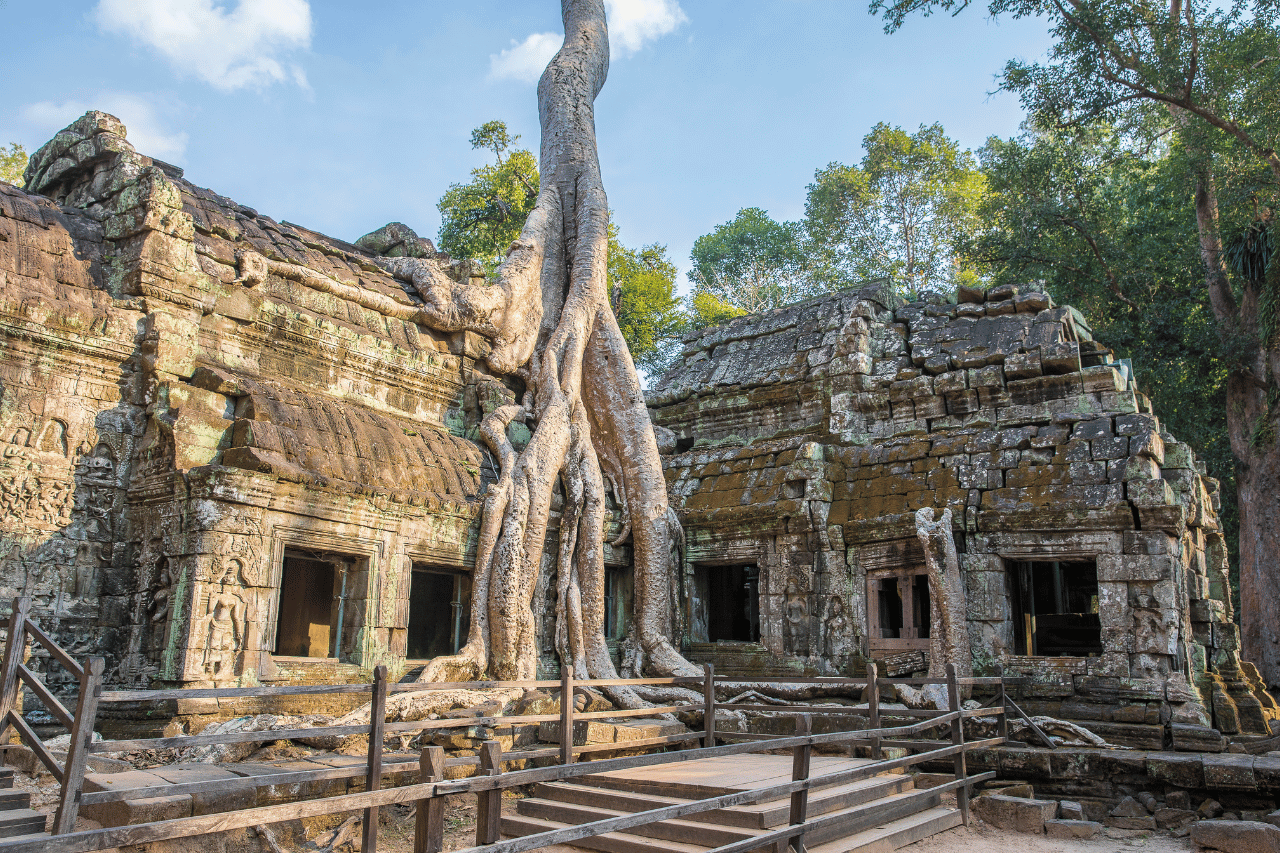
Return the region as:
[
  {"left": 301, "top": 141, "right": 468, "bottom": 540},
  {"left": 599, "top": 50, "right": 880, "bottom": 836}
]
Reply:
[
  {"left": 274, "top": 549, "right": 354, "bottom": 658},
  {"left": 1010, "top": 559, "right": 1102, "bottom": 657},
  {"left": 867, "top": 567, "right": 931, "bottom": 653},
  {"left": 406, "top": 565, "right": 472, "bottom": 660}
]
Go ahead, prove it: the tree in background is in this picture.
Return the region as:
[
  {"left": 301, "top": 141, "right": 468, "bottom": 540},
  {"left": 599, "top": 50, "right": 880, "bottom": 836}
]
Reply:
[
  {"left": 436, "top": 121, "right": 540, "bottom": 273},
  {"left": 805, "top": 123, "right": 985, "bottom": 297},
  {"left": 607, "top": 223, "right": 683, "bottom": 375},
  {"left": 0, "top": 144, "right": 27, "bottom": 186},
  {"left": 875, "top": 0, "right": 1280, "bottom": 684},
  {"left": 972, "top": 122, "right": 1235, "bottom": 570},
  {"left": 688, "top": 207, "right": 807, "bottom": 314}
]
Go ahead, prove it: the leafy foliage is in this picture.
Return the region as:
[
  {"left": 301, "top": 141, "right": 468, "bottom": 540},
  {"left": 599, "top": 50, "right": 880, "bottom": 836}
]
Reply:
[
  {"left": 688, "top": 208, "right": 809, "bottom": 314},
  {"left": 805, "top": 123, "right": 986, "bottom": 297},
  {"left": 607, "top": 223, "right": 684, "bottom": 375},
  {"left": 437, "top": 122, "right": 540, "bottom": 273},
  {"left": 0, "top": 144, "right": 27, "bottom": 187}
]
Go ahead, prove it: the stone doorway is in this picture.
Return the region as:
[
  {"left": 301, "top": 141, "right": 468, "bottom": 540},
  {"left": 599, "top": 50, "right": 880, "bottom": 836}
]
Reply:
[
  {"left": 689, "top": 564, "right": 760, "bottom": 643},
  {"left": 274, "top": 551, "right": 347, "bottom": 658},
  {"left": 406, "top": 566, "right": 471, "bottom": 660},
  {"left": 1011, "top": 559, "right": 1102, "bottom": 656},
  {"left": 867, "top": 567, "right": 931, "bottom": 655}
]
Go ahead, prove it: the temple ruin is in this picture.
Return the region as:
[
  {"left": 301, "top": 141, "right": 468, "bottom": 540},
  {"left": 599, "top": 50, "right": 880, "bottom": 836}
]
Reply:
[{"left": 0, "top": 112, "right": 1274, "bottom": 750}]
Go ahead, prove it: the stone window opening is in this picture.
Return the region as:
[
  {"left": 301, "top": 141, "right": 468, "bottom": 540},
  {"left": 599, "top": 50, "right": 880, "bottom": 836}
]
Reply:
[
  {"left": 406, "top": 565, "right": 471, "bottom": 660},
  {"left": 274, "top": 549, "right": 353, "bottom": 659},
  {"left": 604, "top": 564, "right": 633, "bottom": 641},
  {"left": 867, "top": 568, "right": 931, "bottom": 653},
  {"left": 689, "top": 564, "right": 760, "bottom": 643},
  {"left": 1011, "top": 559, "right": 1102, "bottom": 657}
]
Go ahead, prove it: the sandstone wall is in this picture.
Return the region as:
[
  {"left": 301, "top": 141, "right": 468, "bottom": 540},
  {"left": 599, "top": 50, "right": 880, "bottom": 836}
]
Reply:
[{"left": 650, "top": 281, "right": 1277, "bottom": 742}]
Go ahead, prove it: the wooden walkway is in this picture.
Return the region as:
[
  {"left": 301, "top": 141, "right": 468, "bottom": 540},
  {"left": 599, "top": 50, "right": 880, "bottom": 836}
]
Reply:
[{"left": 503, "top": 753, "right": 966, "bottom": 853}]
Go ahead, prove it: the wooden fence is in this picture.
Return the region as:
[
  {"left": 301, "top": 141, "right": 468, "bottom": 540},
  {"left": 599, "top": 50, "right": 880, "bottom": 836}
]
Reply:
[{"left": 0, "top": 598, "right": 1011, "bottom": 853}]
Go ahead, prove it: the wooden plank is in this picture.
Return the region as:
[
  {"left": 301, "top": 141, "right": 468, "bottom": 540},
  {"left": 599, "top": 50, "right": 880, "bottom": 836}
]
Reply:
[
  {"left": 703, "top": 664, "right": 716, "bottom": 748},
  {"left": 8, "top": 710, "right": 61, "bottom": 782},
  {"left": 560, "top": 667, "right": 574, "bottom": 766},
  {"left": 89, "top": 723, "right": 374, "bottom": 752},
  {"left": 22, "top": 621, "right": 83, "bottom": 681},
  {"left": 81, "top": 756, "right": 424, "bottom": 805},
  {"left": 947, "top": 663, "right": 969, "bottom": 826},
  {"left": 866, "top": 663, "right": 880, "bottom": 761},
  {"left": 573, "top": 704, "right": 699, "bottom": 721},
  {"left": 786, "top": 715, "right": 811, "bottom": 853},
  {"left": 995, "top": 665, "right": 1009, "bottom": 742},
  {"left": 1005, "top": 697, "right": 1055, "bottom": 749},
  {"left": 0, "top": 599, "right": 30, "bottom": 744},
  {"left": 52, "top": 657, "right": 104, "bottom": 835},
  {"left": 476, "top": 741, "right": 501, "bottom": 845},
  {"left": 575, "top": 678, "right": 704, "bottom": 687},
  {"left": 18, "top": 664, "right": 73, "bottom": 729},
  {"left": 961, "top": 707, "right": 1006, "bottom": 718},
  {"left": 362, "top": 665, "right": 387, "bottom": 853},
  {"left": 572, "top": 733, "right": 701, "bottom": 755},
  {"left": 414, "top": 747, "right": 445, "bottom": 853}
]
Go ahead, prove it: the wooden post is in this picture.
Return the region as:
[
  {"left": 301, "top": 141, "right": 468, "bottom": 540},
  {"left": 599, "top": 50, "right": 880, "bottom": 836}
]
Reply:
[
  {"left": 995, "top": 663, "right": 1009, "bottom": 742},
  {"left": 702, "top": 664, "right": 715, "bottom": 748},
  {"left": 362, "top": 665, "right": 388, "bottom": 853},
  {"left": 476, "top": 740, "right": 503, "bottom": 845},
  {"left": 0, "top": 598, "right": 30, "bottom": 744},
  {"left": 866, "top": 662, "right": 880, "bottom": 761},
  {"left": 946, "top": 663, "right": 969, "bottom": 826},
  {"left": 559, "top": 664, "right": 574, "bottom": 765},
  {"left": 413, "top": 746, "right": 446, "bottom": 853},
  {"left": 52, "top": 656, "right": 104, "bottom": 834},
  {"left": 782, "top": 714, "right": 811, "bottom": 853}
]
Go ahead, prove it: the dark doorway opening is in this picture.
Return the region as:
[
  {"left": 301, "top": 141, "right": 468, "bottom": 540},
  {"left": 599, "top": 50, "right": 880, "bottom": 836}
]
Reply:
[
  {"left": 275, "top": 553, "right": 342, "bottom": 658},
  {"left": 691, "top": 564, "right": 759, "bottom": 643},
  {"left": 406, "top": 566, "right": 471, "bottom": 659},
  {"left": 604, "top": 565, "right": 633, "bottom": 641},
  {"left": 1012, "top": 560, "right": 1102, "bottom": 656},
  {"left": 867, "top": 568, "right": 932, "bottom": 653}
]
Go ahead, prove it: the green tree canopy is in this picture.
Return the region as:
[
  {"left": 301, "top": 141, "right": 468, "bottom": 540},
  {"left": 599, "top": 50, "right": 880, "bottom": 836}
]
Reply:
[
  {"left": 0, "top": 144, "right": 27, "bottom": 187},
  {"left": 805, "top": 122, "right": 986, "bottom": 297},
  {"left": 607, "top": 223, "right": 683, "bottom": 375},
  {"left": 436, "top": 121, "right": 540, "bottom": 272},
  {"left": 688, "top": 207, "right": 807, "bottom": 314}
]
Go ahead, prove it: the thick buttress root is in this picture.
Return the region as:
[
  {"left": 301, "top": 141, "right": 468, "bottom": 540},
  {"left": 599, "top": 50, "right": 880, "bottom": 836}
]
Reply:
[{"left": 407, "top": 0, "right": 696, "bottom": 699}]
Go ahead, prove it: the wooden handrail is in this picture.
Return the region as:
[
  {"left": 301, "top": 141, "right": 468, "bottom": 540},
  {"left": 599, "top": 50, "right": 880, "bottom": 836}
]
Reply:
[
  {"left": 22, "top": 621, "right": 83, "bottom": 681},
  {"left": 17, "top": 664, "right": 74, "bottom": 730}
]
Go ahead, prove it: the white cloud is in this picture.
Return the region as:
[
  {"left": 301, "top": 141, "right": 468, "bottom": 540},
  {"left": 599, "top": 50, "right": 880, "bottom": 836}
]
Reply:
[
  {"left": 489, "top": 32, "right": 563, "bottom": 83},
  {"left": 93, "top": 0, "right": 312, "bottom": 91},
  {"left": 605, "top": 0, "right": 688, "bottom": 56},
  {"left": 490, "top": 1, "right": 687, "bottom": 84},
  {"left": 21, "top": 94, "right": 189, "bottom": 161}
]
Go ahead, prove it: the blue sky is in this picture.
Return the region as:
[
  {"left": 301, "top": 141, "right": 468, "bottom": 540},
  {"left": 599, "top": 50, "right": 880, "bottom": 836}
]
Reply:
[{"left": 0, "top": 0, "right": 1052, "bottom": 288}]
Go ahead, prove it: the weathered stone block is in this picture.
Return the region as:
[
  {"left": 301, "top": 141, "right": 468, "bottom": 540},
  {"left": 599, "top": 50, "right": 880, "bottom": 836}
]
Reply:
[
  {"left": 1096, "top": 554, "right": 1173, "bottom": 582},
  {"left": 973, "top": 795, "right": 1058, "bottom": 833},
  {"left": 1148, "top": 752, "right": 1205, "bottom": 788},
  {"left": 1190, "top": 821, "right": 1280, "bottom": 853},
  {"left": 1205, "top": 754, "right": 1258, "bottom": 791},
  {"left": 1046, "top": 819, "right": 1100, "bottom": 839}
]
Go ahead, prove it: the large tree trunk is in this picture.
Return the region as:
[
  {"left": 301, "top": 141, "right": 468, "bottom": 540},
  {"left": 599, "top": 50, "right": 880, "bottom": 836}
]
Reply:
[
  {"left": 1188, "top": 162, "right": 1280, "bottom": 687},
  {"left": 392, "top": 0, "right": 695, "bottom": 692}
]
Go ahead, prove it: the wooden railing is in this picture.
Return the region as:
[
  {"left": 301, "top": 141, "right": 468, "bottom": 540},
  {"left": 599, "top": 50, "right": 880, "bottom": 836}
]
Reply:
[
  {"left": 0, "top": 597, "right": 1010, "bottom": 853},
  {"left": 0, "top": 597, "right": 106, "bottom": 834}
]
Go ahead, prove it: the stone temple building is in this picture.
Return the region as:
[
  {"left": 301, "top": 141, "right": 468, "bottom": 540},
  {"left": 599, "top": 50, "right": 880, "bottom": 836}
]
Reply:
[{"left": 0, "top": 113, "right": 1273, "bottom": 748}]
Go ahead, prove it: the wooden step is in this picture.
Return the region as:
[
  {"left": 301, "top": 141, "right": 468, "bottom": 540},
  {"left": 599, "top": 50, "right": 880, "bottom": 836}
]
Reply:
[
  {"left": 808, "top": 807, "right": 962, "bottom": 853},
  {"left": 0, "top": 769, "right": 13, "bottom": 789},
  {"left": 574, "top": 763, "right": 897, "bottom": 802},
  {"left": 0, "top": 809, "right": 47, "bottom": 838},
  {"left": 508, "top": 785, "right": 943, "bottom": 853},
  {"left": 533, "top": 773, "right": 914, "bottom": 830},
  {"left": 0, "top": 790, "right": 31, "bottom": 811},
  {"left": 502, "top": 813, "right": 712, "bottom": 853},
  {"left": 516, "top": 800, "right": 762, "bottom": 849}
]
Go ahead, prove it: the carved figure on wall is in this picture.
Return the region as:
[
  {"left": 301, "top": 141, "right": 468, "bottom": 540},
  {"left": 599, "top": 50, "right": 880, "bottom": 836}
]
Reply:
[
  {"left": 783, "top": 579, "right": 809, "bottom": 656},
  {"left": 202, "top": 560, "right": 247, "bottom": 682},
  {"left": 825, "top": 596, "right": 849, "bottom": 659}
]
